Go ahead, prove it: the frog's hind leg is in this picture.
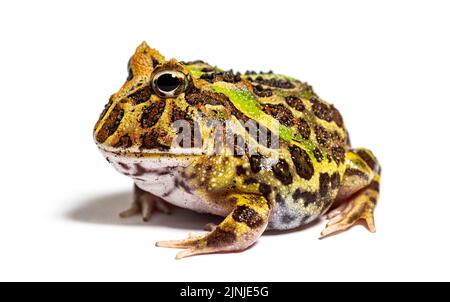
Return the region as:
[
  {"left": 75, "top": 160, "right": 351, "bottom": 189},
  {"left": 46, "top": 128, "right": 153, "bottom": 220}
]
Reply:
[
  {"left": 156, "top": 194, "right": 270, "bottom": 259},
  {"left": 119, "top": 184, "right": 173, "bottom": 222},
  {"left": 320, "top": 148, "right": 381, "bottom": 238}
]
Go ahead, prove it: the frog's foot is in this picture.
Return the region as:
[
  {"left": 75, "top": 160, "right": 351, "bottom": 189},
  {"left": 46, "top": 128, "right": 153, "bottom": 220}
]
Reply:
[
  {"left": 156, "top": 194, "right": 270, "bottom": 259},
  {"left": 320, "top": 181, "right": 379, "bottom": 238},
  {"left": 119, "top": 184, "right": 172, "bottom": 222}
]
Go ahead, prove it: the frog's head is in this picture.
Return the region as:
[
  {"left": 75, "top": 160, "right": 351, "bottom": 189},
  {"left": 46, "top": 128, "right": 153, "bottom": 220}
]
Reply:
[{"left": 94, "top": 42, "right": 217, "bottom": 157}]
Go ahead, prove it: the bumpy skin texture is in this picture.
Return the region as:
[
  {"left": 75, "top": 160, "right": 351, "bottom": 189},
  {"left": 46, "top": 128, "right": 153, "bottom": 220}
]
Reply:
[{"left": 93, "top": 42, "right": 381, "bottom": 258}]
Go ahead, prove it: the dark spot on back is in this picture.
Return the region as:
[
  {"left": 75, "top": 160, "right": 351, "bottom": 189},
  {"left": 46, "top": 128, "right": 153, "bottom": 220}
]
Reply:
[
  {"left": 252, "top": 84, "right": 273, "bottom": 97},
  {"left": 314, "top": 125, "right": 330, "bottom": 148},
  {"left": 200, "top": 70, "right": 241, "bottom": 83},
  {"left": 249, "top": 76, "right": 294, "bottom": 89},
  {"left": 331, "top": 145, "right": 345, "bottom": 165},
  {"left": 262, "top": 103, "right": 294, "bottom": 127},
  {"left": 312, "top": 100, "right": 333, "bottom": 122},
  {"left": 285, "top": 96, "right": 305, "bottom": 111},
  {"left": 297, "top": 118, "right": 311, "bottom": 139},
  {"left": 313, "top": 148, "right": 323, "bottom": 162},
  {"left": 232, "top": 205, "right": 264, "bottom": 228},
  {"left": 141, "top": 101, "right": 165, "bottom": 128},
  {"left": 272, "top": 159, "right": 293, "bottom": 185},
  {"left": 289, "top": 145, "right": 314, "bottom": 180},
  {"left": 330, "top": 105, "right": 344, "bottom": 128}
]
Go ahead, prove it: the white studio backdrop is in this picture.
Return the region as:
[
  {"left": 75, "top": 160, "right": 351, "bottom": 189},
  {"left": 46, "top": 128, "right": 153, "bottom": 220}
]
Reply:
[{"left": 0, "top": 0, "right": 449, "bottom": 281}]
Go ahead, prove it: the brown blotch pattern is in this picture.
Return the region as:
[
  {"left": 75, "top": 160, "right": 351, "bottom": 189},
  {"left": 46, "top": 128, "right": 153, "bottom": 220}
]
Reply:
[
  {"left": 319, "top": 173, "right": 331, "bottom": 197},
  {"left": 331, "top": 145, "right": 345, "bottom": 165},
  {"left": 369, "top": 180, "right": 380, "bottom": 193},
  {"left": 312, "top": 100, "right": 333, "bottom": 122},
  {"left": 96, "top": 105, "right": 124, "bottom": 143},
  {"left": 293, "top": 189, "right": 317, "bottom": 207},
  {"left": 141, "top": 101, "right": 165, "bottom": 128},
  {"left": 259, "top": 183, "right": 272, "bottom": 198},
  {"left": 141, "top": 130, "right": 169, "bottom": 150},
  {"left": 113, "top": 134, "right": 132, "bottom": 148},
  {"left": 252, "top": 84, "right": 273, "bottom": 97},
  {"left": 285, "top": 95, "right": 305, "bottom": 111},
  {"left": 289, "top": 145, "right": 314, "bottom": 180},
  {"left": 356, "top": 150, "right": 377, "bottom": 170},
  {"left": 297, "top": 118, "right": 311, "bottom": 139},
  {"left": 330, "top": 172, "right": 341, "bottom": 189},
  {"left": 232, "top": 205, "right": 264, "bottom": 228},
  {"left": 262, "top": 103, "right": 294, "bottom": 127},
  {"left": 330, "top": 105, "right": 344, "bottom": 128},
  {"left": 250, "top": 76, "right": 294, "bottom": 89},
  {"left": 95, "top": 97, "right": 113, "bottom": 129},
  {"left": 185, "top": 89, "right": 228, "bottom": 106},
  {"left": 313, "top": 148, "right": 323, "bottom": 163},
  {"left": 129, "top": 85, "right": 152, "bottom": 104},
  {"left": 344, "top": 168, "right": 369, "bottom": 180},
  {"left": 272, "top": 159, "right": 293, "bottom": 185},
  {"left": 314, "top": 125, "right": 330, "bottom": 148},
  {"left": 249, "top": 154, "right": 262, "bottom": 173},
  {"left": 200, "top": 70, "right": 241, "bottom": 83}
]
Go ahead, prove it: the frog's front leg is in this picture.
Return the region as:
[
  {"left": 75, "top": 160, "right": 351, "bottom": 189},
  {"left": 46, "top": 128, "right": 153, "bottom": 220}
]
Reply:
[
  {"left": 156, "top": 193, "right": 270, "bottom": 259},
  {"left": 119, "top": 184, "right": 173, "bottom": 221},
  {"left": 321, "top": 148, "right": 381, "bottom": 238}
]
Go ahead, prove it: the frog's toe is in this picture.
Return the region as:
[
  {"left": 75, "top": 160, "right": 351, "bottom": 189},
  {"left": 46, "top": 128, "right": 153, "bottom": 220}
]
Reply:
[
  {"left": 320, "top": 185, "right": 378, "bottom": 238},
  {"left": 119, "top": 184, "right": 173, "bottom": 221}
]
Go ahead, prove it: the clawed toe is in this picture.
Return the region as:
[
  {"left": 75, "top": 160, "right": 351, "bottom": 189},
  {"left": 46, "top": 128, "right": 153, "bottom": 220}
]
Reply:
[{"left": 119, "top": 185, "right": 173, "bottom": 221}]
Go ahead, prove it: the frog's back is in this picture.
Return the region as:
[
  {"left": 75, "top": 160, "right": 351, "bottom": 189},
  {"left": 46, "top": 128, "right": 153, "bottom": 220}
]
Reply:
[{"left": 180, "top": 62, "right": 350, "bottom": 229}]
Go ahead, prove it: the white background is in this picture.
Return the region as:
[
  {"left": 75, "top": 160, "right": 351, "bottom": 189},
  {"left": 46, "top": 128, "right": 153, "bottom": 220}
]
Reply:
[{"left": 1, "top": 0, "right": 449, "bottom": 281}]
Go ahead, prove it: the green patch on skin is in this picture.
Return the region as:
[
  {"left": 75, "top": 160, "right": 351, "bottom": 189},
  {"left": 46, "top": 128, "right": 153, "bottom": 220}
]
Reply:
[
  {"left": 212, "top": 83, "right": 261, "bottom": 118},
  {"left": 212, "top": 83, "right": 317, "bottom": 151},
  {"left": 186, "top": 66, "right": 204, "bottom": 77}
]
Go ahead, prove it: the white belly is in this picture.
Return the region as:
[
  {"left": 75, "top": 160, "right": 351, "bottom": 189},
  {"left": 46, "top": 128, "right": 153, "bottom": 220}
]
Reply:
[{"left": 100, "top": 150, "right": 229, "bottom": 216}]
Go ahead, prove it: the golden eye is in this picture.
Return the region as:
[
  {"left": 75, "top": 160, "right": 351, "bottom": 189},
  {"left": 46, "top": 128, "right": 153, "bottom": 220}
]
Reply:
[{"left": 151, "top": 70, "right": 188, "bottom": 98}]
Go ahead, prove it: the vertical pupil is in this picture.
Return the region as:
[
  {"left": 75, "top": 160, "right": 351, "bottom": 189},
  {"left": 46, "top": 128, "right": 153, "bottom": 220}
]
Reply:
[{"left": 156, "top": 74, "right": 181, "bottom": 92}]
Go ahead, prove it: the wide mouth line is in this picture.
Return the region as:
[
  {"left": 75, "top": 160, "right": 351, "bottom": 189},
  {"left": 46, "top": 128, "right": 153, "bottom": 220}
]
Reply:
[{"left": 97, "top": 146, "right": 203, "bottom": 158}]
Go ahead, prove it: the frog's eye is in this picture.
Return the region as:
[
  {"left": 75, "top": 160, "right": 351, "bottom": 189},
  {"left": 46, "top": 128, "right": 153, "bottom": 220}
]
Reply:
[{"left": 151, "top": 70, "right": 188, "bottom": 98}]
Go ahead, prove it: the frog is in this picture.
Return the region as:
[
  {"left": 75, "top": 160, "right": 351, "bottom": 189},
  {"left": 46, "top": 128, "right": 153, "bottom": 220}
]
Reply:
[{"left": 93, "top": 42, "right": 381, "bottom": 259}]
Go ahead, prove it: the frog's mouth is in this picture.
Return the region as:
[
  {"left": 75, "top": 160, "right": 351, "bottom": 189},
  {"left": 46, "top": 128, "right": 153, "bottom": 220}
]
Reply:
[{"left": 97, "top": 144, "right": 204, "bottom": 158}]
